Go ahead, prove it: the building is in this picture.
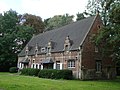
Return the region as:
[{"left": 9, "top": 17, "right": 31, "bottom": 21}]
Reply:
[{"left": 18, "top": 14, "right": 116, "bottom": 79}]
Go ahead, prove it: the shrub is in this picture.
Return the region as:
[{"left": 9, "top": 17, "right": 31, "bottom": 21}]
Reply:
[
  {"left": 21, "top": 68, "right": 40, "bottom": 76},
  {"left": 38, "top": 69, "right": 73, "bottom": 80},
  {"left": 9, "top": 67, "right": 18, "bottom": 73}
]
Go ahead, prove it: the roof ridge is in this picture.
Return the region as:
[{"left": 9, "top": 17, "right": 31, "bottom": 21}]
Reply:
[{"left": 33, "top": 16, "right": 96, "bottom": 39}]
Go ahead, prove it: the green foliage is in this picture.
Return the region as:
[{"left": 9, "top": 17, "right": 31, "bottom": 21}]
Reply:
[
  {"left": 85, "top": 0, "right": 118, "bottom": 26},
  {"left": 9, "top": 67, "right": 18, "bottom": 73},
  {"left": 94, "top": 25, "right": 120, "bottom": 62},
  {"left": 76, "top": 12, "right": 85, "bottom": 21},
  {"left": 90, "top": 0, "right": 120, "bottom": 62},
  {"left": 44, "top": 14, "right": 74, "bottom": 31},
  {"left": 38, "top": 69, "right": 73, "bottom": 80},
  {"left": 21, "top": 68, "right": 40, "bottom": 76},
  {"left": 0, "top": 10, "right": 34, "bottom": 71},
  {"left": 20, "top": 13, "right": 45, "bottom": 34}
]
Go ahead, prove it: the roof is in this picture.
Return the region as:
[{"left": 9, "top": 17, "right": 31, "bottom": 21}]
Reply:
[
  {"left": 20, "top": 57, "right": 29, "bottom": 63},
  {"left": 41, "top": 58, "right": 54, "bottom": 64},
  {"left": 18, "top": 15, "right": 98, "bottom": 57}
]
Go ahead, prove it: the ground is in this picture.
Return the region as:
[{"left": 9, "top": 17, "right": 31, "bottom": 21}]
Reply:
[{"left": 0, "top": 73, "right": 120, "bottom": 90}]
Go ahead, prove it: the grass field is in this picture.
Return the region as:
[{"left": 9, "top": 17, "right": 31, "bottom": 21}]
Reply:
[{"left": 0, "top": 73, "right": 120, "bottom": 90}]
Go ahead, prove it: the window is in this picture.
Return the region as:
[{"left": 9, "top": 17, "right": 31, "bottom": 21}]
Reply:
[
  {"left": 33, "top": 60, "right": 35, "bottom": 63},
  {"left": 36, "top": 64, "right": 38, "bottom": 69},
  {"left": 96, "top": 60, "right": 102, "bottom": 72},
  {"left": 97, "top": 25, "right": 101, "bottom": 29},
  {"left": 56, "top": 61, "right": 60, "bottom": 70},
  {"left": 35, "top": 49, "right": 38, "bottom": 57},
  {"left": 32, "top": 64, "right": 34, "bottom": 68},
  {"left": 95, "top": 46, "right": 98, "bottom": 52},
  {"left": 65, "top": 45, "right": 69, "bottom": 51},
  {"left": 47, "top": 47, "right": 51, "bottom": 54},
  {"left": 41, "top": 47, "right": 46, "bottom": 52},
  {"left": 68, "top": 60, "right": 75, "bottom": 68}
]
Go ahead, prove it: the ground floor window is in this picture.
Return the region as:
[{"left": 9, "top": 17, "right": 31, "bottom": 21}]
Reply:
[
  {"left": 43, "top": 63, "right": 53, "bottom": 69},
  {"left": 96, "top": 60, "right": 102, "bottom": 72},
  {"left": 56, "top": 61, "right": 60, "bottom": 70},
  {"left": 68, "top": 60, "right": 75, "bottom": 68},
  {"left": 31, "top": 63, "right": 40, "bottom": 69}
]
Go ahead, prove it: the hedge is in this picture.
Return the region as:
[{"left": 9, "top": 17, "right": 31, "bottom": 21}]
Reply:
[
  {"left": 9, "top": 67, "right": 18, "bottom": 73},
  {"left": 21, "top": 68, "right": 40, "bottom": 76},
  {"left": 38, "top": 69, "right": 73, "bottom": 80}
]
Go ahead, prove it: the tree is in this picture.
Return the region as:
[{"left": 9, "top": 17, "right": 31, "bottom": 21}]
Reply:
[
  {"left": 44, "top": 14, "right": 74, "bottom": 31},
  {"left": 20, "top": 13, "right": 45, "bottom": 34},
  {"left": 93, "top": 0, "right": 120, "bottom": 63},
  {"left": 85, "top": 0, "right": 115, "bottom": 26},
  {"left": 76, "top": 12, "right": 85, "bottom": 21},
  {"left": 0, "top": 10, "right": 34, "bottom": 71}
]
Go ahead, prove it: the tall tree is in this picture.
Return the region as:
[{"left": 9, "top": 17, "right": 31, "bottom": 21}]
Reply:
[
  {"left": 0, "top": 10, "right": 34, "bottom": 71},
  {"left": 93, "top": 0, "right": 120, "bottom": 63},
  {"left": 76, "top": 12, "right": 85, "bottom": 21},
  {"left": 44, "top": 14, "right": 74, "bottom": 31},
  {"left": 85, "top": 0, "right": 115, "bottom": 26},
  {"left": 20, "top": 13, "right": 45, "bottom": 34}
]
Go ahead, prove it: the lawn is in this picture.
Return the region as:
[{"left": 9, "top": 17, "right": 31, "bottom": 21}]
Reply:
[{"left": 0, "top": 73, "right": 120, "bottom": 90}]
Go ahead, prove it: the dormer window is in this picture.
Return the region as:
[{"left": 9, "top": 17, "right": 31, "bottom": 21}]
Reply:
[
  {"left": 35, "top": 43, "right": 38, "bottom": 57},
  {"left": 65, "top": 45, "right": 69, "bottom": 51},
  {"left": 95, "top": 46, "right": 98, "bottom": 52},
  {"left": 25, "top": 45, "right": 29, "bottom": 56},
  {"left": 46, "top": 40, "right": 53, "bottom": 55},
  {"left": 47, "top": 47, "right": 51, "bottom": 54},
  {"left": 41, "top": 47, "right": 46, "bottom": 52},
  {"left": 64, "top": 36, "right": 71, "bottom": 52}
]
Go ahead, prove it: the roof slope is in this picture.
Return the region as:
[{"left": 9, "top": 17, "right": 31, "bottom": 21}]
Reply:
[{"left": 18, "top": 16, "right": 96, "bottom": 56}]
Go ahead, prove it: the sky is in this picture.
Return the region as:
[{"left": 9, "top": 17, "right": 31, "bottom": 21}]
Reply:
[{"left": 0, "top": 0, "right": 88, "bottom": 20}]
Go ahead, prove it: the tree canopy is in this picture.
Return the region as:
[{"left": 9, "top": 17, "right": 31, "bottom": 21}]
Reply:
[
  {"left": 76, "top": 12, "right": 85, "bottom": 21},
  {"left": 0, "top": 10, "right": 34, "bottom": 71},
  {"left": 20, "top": 13, "right": 45, "bottom": 34},
  {"left": 90, "top": 0, "right": 120, "bottom": 63},
  {"left": 44, "top": 14, "right": 74, "bottom": 31}
]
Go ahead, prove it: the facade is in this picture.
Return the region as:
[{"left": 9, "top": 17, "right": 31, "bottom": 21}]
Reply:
[{"left": 18, "top": 14, "right": 116, "bottom": 79}]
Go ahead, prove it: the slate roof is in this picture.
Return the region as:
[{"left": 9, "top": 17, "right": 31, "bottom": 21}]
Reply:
[{"left": 18, "top": 15, "right": 97, "bottom": 57}]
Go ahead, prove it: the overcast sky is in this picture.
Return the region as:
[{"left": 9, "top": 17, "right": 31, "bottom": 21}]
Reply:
[{"left": 0, "top": 0, "right": 88, "bottom": 19}]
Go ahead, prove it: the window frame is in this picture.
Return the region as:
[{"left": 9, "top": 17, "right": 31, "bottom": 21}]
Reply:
[
  {"left": 68, "top": 60, "right": 75, "bottom": 68},
  {"left": 96, "top": 60, "right": 102, "bottom": 72}
]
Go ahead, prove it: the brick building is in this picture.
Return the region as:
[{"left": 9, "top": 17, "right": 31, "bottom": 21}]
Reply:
[{"left": 18, "top": 14, "right": 116, "bottom": 79}]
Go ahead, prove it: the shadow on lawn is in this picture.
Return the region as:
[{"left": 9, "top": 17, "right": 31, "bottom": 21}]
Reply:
[{"left": 96, "top": 76, "right": 120, "bottom": 83}]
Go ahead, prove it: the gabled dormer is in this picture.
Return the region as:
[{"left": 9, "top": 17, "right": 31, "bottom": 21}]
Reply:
[
  {"left": 47, "top": 39, "right": 53, "bottom": 55},
  {"left": 35, "top": 43, "right": 38, "bottom": 57},
  {"left": 25, "top": 45, "right": 29, "bottom": 56},
  {"left": 64, "top": 36, "right": 72, "bottom": 52}
]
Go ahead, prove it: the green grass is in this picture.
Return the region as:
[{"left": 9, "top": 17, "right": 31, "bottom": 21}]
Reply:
[{"left": 0, "top": 73, "right": 120, "bottom": 90}]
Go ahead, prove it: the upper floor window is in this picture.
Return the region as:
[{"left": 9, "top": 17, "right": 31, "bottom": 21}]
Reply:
[
  {"left": 95, "top": 46, "right": 98, "bottom": 52},
  {"left": 68, "top": 60, "right": 75, "bottom": 68}
]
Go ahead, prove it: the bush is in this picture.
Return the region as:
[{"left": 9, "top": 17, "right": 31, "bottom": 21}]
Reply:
[
  {"left": 38, "top": 69, "right": 73, "bottom": 80},
  {"left": 9, "top": 67, "right": 18, "bottom": 73},
  {"left": 21, "top": 68, "right": 40, "bottom": 76}
]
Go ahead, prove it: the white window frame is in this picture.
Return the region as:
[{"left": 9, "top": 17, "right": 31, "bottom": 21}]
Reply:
[{"left": 68, "top": 60, "right": 75, "bottom": 68}]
